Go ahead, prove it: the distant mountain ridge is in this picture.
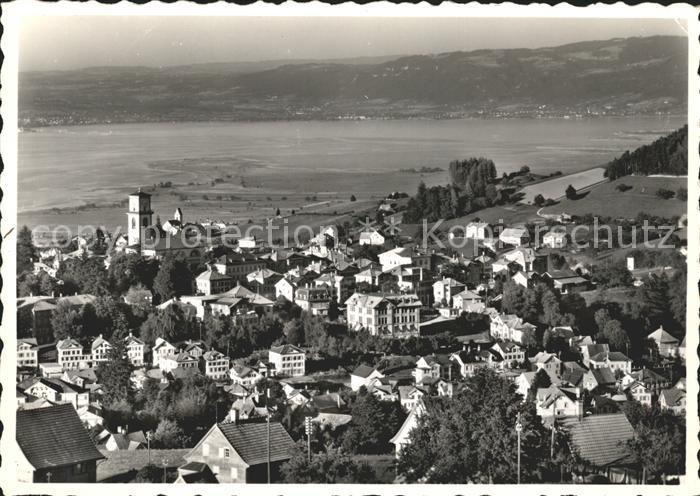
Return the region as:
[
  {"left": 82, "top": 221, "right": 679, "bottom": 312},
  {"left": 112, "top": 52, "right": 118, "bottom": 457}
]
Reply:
[{"left": 19, "top": 35, "right": 687, "bottom": 127}]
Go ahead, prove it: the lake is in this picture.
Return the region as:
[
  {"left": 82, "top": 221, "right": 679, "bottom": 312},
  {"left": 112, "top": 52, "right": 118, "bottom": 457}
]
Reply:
[{"left": 18, "top": 116, "right": 685, "bottom": 214}]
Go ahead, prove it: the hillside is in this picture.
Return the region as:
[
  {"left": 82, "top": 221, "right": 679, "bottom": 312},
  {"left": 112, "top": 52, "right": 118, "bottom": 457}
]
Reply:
[
  {"left": 605, "top": 125, "right": 688, "bottom": 179},
  {"left": 19, "top": 36, "right": 687, "bottom": 127}
]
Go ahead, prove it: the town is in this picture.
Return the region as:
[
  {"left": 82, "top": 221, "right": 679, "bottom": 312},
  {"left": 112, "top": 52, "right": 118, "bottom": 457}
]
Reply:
[{"left": 15, "top": 165, "right": 687, "bottom": 484}]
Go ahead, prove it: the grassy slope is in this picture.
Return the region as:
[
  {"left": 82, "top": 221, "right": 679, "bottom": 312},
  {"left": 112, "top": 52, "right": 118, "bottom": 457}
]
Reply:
[{"left": 539, "top": 176, "right": 687, "bottom": 219}]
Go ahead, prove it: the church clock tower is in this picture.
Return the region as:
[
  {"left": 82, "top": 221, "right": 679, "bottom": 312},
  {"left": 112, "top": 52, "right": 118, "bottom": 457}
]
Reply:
[{"left": 127, "top": 189, "right": 153, "bottom": 246}]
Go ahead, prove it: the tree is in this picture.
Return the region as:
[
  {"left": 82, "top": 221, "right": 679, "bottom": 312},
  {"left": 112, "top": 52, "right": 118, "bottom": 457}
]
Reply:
[
  {"left": 140, "top": 305, "right": 194, "bottom": 344},
  {"left": 343, "top": 390, "right": 405, "bottom": 454},
  {"left": 284, "top": 319, "right": 305, "bottom": 346},
  {"left": 281, "top": 447, "right": 376, "bottom": 483},
  {"left": 152, "top": 254, "right": 192, "bottom": 303},
  {"left": 350, "top": 194, "right": 357, "bottom": 202},
  {"left": 91, "top": 297, "right": 132, "bottom": 340},
  {"left": 57, "top": 255, "right": 110, "bottom": 296},
  {"left": 565, "top": 184, "right": 577, "bottom": 200},
  {"left": 134, "top": 464, "right": 163, "bottom": 483},
  {"left": 108, "top": 253, "right": 159, "bottom": 295},
  {"left": 50, "top": 300, "right": 84, "bottom": 340},
  {"left": 655, "top": 188, "right": 675, "bottom": 200},
  {"left": 153, "top": 419, "right": 185, "bottom": 448},
  {"left": 18, "top": 271, "right": 57, "bottom": 297},
  {"left": 533, "top": 194, "right": 545, "bottom": 207},
  {"left": 397, "top": 369, "right": 549, "bottom": 483},
  {"left": 622, "top": 403, "right": 685, "bottom": 482},
  {"left": 527, "top": 369, "right": 552, "bottom": 401},
  {"left": 96, "top": 340, "right": 133, "bottom": 405},
  {"left": 601, "top": 319, "right": 630, "bottom": 352},
  {"left": 17, "top": 226, "right": 36, "bottom": 275}
]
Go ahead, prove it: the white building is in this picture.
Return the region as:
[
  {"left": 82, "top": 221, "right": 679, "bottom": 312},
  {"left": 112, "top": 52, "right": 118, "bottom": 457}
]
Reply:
[
  {"left": 542, "top": 230, "right": 567, "bottom": 249},
  {"left": 125, "top": 333, "right": 146, "bottom": 366},
  {"left": 358, "top": 231, "right": 385, "bottom": 246},
  {"left": 268, "top": 344, "right": 306, "bottom": 377},
  {"left": 345, "top": 293, "right": 422, "bottom": 336},
  {"left": 152, "top": 337, "right": 177, "bottom": 368},
  {"left": 203, "top": 350, "right": 230, "bottom": 380},
  {"left": 91, "top": 335, "right": 112, "bottom": 363},
  {"left": 196, "top": 269, "right": 234, "bottom": 296},
  {"left": 378, "top": 247, "right": 414, "bottom": 272},
  {"left": 499, "top": 227, "right": 530, "bottom": 247},
  {"left": 432, "top": 277, "right": 465, "bottom": 307},
  {"left": 56, "top": 338, "right": 88, "bottom": 370},
  {"left": 17, "top": 338, "right": 38, "bottom": 368}
]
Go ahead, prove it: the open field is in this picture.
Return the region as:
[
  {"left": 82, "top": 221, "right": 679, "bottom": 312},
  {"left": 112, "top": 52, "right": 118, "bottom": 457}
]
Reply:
[
  {"left": 519, "top": 167, "right": 607, "bottom": 204},
  {"left": 539, "top": 175, "right": 687, "bottom": 219}
]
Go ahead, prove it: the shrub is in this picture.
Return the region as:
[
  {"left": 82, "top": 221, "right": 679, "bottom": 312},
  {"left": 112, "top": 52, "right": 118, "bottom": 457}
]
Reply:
[
  {"left": 616, "top": 183, "right": 633, "bottom": 192},
  {"left": 655, "top": 188, "right": 675, "bottom": 200}
]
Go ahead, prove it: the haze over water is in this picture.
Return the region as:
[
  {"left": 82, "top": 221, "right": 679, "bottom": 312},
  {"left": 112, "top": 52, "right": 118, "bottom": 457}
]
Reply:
[{"left": 19, "top": 116, "right": 685, "bottom": 213}]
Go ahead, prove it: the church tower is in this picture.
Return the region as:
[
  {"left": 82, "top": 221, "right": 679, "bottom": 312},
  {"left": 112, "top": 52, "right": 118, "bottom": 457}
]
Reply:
[{"left": 127, "top": 189, "right": 153, "bottom": 246}]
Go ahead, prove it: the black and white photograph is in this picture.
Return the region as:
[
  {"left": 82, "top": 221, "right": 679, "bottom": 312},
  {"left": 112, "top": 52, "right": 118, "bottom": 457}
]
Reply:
[{"left": 1, "top": 2, "right": 697, "bottom": 491}]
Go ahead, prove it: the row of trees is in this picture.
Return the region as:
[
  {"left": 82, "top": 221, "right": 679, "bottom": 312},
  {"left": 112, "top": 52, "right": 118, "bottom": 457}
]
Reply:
[{"left": 404, "top": 157, "right": 502, "bottom": 223}]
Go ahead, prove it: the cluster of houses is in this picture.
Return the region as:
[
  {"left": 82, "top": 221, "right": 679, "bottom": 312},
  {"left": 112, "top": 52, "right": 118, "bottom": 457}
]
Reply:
[{"left": 15, "top": 190, "right": 687, "bottom": 484}]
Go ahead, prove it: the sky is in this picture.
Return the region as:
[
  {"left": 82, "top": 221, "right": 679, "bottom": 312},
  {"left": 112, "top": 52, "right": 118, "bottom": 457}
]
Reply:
[{"left": 19, "top": 16, "right": 687, "bottom": 71}]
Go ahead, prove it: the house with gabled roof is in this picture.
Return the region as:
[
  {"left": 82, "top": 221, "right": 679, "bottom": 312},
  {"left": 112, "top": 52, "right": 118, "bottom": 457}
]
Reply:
[
  {"left": 16, "top": 403, "right": 105, "bottom": 482},
  {"left": 658, "top": 387, "right": 686, "bottom": 415},
  {"left": 91, "top": 334, "right": 112, "bottom": 363},
  {"left": 647, "top": 326, "right": 680, "bottom": 357},
  {"left": 626, "top": 381, "right": 653, "bottom": 407},
  {"left": 124, "top": 332, "right": 146, "bottom": 366},
  {"left": 630, "top": 367, "right": 670, "bottom": 393},
  {"left": 559, "top": 413, "right": 640, "bottom": 484},
  {"left": 499, "top": 227, "right": 529, "bottom": 247},
  {"left": 490, "top": 341, "right": 525, "bottom": 367},
  {"left": 56, "top": 338, "right": 87, "bottom": 370},
  {"left": 389, "top": 399, "right": 426, "bottom": 458},
  {"left": 535, "top": 386, "right": 583, "bottom": 421},
  {"left": 196, "top": 268, "right": 235, "bottom": 296},
  {"left": 203, "top": 350, "right": 230, "bottom": 380},
  {"left": 580, "top": 343, "right": 609, "bottom": 366},
  {"left": 17, "top": 338, "right": 39, "bottom": 368},
  {"left": 229, "top": 364, "right": 262, "bottom": 387},
  {"left": 177, "top": 420, "right": 295, "bottom": 483},
  {"left": 152, "top": 337, "right": 178, "bottom": 368},
  {"left": 489, "top": 313, "right": 536, "bottom": 345},
  {"left": 588, "top": 351, "right": 632, "bottom": 375},
  {"left": 529, "top": 351, "right": 562, "bottom": 380},
  {"left": 350, "top": 364, "right": 382, "bottom": 391},
  {"left": 414, "top": 354, "right": 456, "bottom": 383}
]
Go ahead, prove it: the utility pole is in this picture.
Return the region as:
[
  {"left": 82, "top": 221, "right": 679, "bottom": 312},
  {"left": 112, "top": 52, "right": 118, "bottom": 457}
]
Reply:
[
  {"left": 267, "top": 388, "right": 271, "bottom": 484},
  {"left": 162, "top": 460, "right": 167, "bottom": 483},
  {"left": 305, "top": 416, "right": 313, "bottom": 463},
  {"left": 146, "top": 431, "right": 152, "bottom": 465},
  {"left": 515, "top": 412, "right": 522, "bottom": 484}
]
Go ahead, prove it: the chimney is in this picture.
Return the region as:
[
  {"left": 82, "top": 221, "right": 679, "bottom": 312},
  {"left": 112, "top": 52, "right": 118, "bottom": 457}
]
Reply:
[{"left": 232, "top": 408, "right": 239, "bottom": 424}]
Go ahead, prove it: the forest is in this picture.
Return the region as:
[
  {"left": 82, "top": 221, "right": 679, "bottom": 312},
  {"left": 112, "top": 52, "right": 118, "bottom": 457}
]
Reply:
[{"left": 604, "top": 125, "right": 688, "bottom": 180}]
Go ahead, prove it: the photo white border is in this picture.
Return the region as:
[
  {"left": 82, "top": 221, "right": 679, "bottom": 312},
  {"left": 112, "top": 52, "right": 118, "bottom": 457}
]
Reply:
[{"left": 1, "top": 2, "right": 698, "bottom": 494}]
